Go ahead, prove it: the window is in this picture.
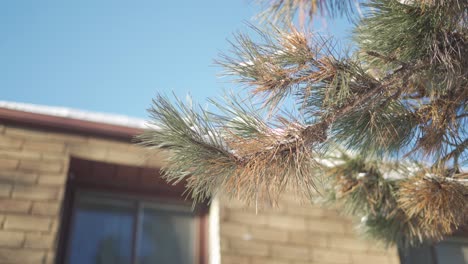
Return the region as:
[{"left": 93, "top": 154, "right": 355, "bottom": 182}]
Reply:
[
  {"left": 434, "top": 239, "right": 468, "bottom": 264},
  {"left": 400, "top": 238, "right": 468, "bottom": 264},
  {"left": 57, "top": 158, "right": 208, "bottom": 264},
  {"left": 66, "top": 192, "right": 198, "bottom": 264}
]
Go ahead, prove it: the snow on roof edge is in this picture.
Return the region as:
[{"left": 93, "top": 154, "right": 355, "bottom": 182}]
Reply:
[{"left": 0, "top": 101, "right": 152, "bottom": 129}]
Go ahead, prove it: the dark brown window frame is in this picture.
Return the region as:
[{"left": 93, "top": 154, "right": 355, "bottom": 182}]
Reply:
[{"left": 56, "top": 157, "right": 208, "bottom": 264}]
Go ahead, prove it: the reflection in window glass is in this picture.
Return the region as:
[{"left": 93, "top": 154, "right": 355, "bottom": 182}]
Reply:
[
  {"left": 400, "top": 239, "right": 468, "bottom": 264},
  {"left": 66, "top": 193, "right": 198, "bottom": 264},
  {"left": 435, "top": 241, "right": 468, "bottom": 264},
  {"left": 400, "top": 246, "right": 433, "bottom": 264},
  {"left": 137, "top": 206, "right": 196, "bottom": 264},
  {"left": 67, "top": 197, "right": 134, "bottom": 264}
]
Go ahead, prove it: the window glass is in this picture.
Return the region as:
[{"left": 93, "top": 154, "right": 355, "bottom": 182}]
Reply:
[
  {"left": 67, "top": 196, "right": 134, "bottom": 264},
  {"left": 400, "top": 246, "right": 433, "bottom": 264},
  {"left": 137, "top": 205, "right": 196, "bottom": 264},
  {"left": 66, "top": 193, "right": 198, "bottom": 264},
  {"left": 400, "top": 239, "right": 468, "bottom": 264},
  {"left": 435, "top": 240, "right": 468, "bottom": 264}
]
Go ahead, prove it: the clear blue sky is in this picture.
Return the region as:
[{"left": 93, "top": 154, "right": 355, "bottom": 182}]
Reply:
[{"left": 1, "top": 0, "right": 352, "bottom": 118}]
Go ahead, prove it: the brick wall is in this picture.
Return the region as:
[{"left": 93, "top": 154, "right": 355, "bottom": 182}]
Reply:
[
  {"left": 219, "top": 193, "right": 401, "bottom": 264},
  {"left": 0, "top": 123, "right": 401, "bottom": 264},
  {"left": 0, "top": 124, "right": 164, "bottom": 264}
]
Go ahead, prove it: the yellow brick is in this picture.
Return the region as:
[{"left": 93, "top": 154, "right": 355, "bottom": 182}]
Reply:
[
  {"left": 0, "top": 248, "right": 45, "bottom": 263},
  {"left": 24, "top": 233, "right": 55, "bottom": 249},
  {"left": 68, "top": 144, "right": 108, "bottom": 160},
  {"left": 342, "top": 221, "right": 358, "bottom": 236},
  {"left": 5, "top": 126, "right": 86, "bottom": 143},
  {"left": 105, "top": 150, "right": 146, "bottom": 166},
  {"left": 5, "top": 126, "right": 49, "bottom": 139},
  {"left": 23, "top": 141, "right": 65, "bottom": 153},
  {"left": 351, "top": 253, "right": 393, "bottom": 264},
  {"left": 289, "top": 231, "right": 328, "bottom": 247},
  {"left": 50, "top": 218, "right": 60, "bottom": 233},
  {"left": 19, "top": 160, "right": 63, "bottom": 173},
  {"left": 45, "top": 250, "right": 56, "bottom": 264},
  {"left": 40, "top": 153, "right": 69, "bottom": 163},
  {"left": 38, "top": 174, "right": 67, "bottom": 186},
  {"left": 0, "top": 148, "right": 41, "bottom": 160},
  {"left": 0, "top": 184, "right": 12, "bottom": 198},
  {"left": 220, "top": 238, "right": 229, "bottom": 252},
  {"left": 0, "top": 170, "right": 37, "bottom": 184},
  {"left": 32, "top": 202, "right": 61, "bottom": 216},
  {"left": 0, "top": 199, "right": 31, "bottom": 213},
  {"left": 222, "top": 254, "right": 251, "bottom": 264},
  {"left": 12, "top": 186, "right": 60, "bottom": 201},
  {"left": 227, "top": 210, "right": 268, "bottom": 226},
  {"left": 308, "top": 219, "right": 346, "bottom": 234},
  {"left": 4, "top": 215, "right": 51, "bottom": 231},
  {"left": 271, "top": 244, "right": 310, "bottom": 261},
  {"left": 220, "top": 222, "right": 249, "bottom": 239},
  {"left": 47, "top": 132, "right": 87, "bottom": 143},
  {"left": 261, "top": 206, "right": 283, "bottom": 215},
  {"left": 229, "top": 240, "right": 269, "bottom": 257},
  {"left": 0, "top": 136, "right": 22, "bottom": 149},
  {"left": 312, "top": 249, "right": 351, "bottom": 264},
  {"left": 267, "top": 215, "right": 306, "bottom": 230},
  {"left": 328, "top": 236, "right": 369, "bottom": 252},
  {"left": 388, "top": 255, "right": 401, "bottom": 264},
  {"left": 87, "top": 138, "right": 131, "bottom": 149},
  {"left": 284, "top": 204, "right": 330, "bottom": 218},
  {"left": 367, "top": 244, "right": 397, "bottom": 254},
  {"left": 322, "top": 209, "right": 343, "bottom": 219},
  {"left": 221, "top": 197, "right": 252, "bottom": 210},
  {"left": 278, "top": 192, "right": 303, "bottom": 205},
  {"left": 0, "top": 158, "right": 19, "bottom": 170},
  {"left": 0, "top": 230, "right": 24, "bottom": 247},
  {"left": 250, "top": 227, "right": 288, "bottom": 242},
  {"left": 220, "top": 207, "right": 228, "bottom": 222},
  {"left": 143, "top": 151, "right": 168, "bottom": 168},
  {"left": 251, "top": 257, "right": 290, "bottom": 264}
]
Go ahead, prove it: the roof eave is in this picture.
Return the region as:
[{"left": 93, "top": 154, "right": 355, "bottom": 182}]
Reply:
[{"left": 0, "top": 107, "right": 144, "bottom": 142}]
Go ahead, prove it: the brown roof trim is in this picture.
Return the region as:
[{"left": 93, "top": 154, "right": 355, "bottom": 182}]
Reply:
[{"left": 0, "top": 107, "right": 144, "bottom": 142}]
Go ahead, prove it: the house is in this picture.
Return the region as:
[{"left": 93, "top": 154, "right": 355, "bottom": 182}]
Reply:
[{"left": 0, "top": 101, "right": 465, "bottom": 264}]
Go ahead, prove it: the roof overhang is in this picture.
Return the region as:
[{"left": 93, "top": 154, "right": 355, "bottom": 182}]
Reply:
[{"left": 0, "top": 103, "right": 145, "bottom": 142}]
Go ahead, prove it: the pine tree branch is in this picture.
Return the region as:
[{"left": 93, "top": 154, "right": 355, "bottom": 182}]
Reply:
[
  {"left": 440, "top": 138, "right": 468, "bottom": 165},
  {"left": 141, "top": 0, "right": 468, "bottom": 248},
  {"left": 256, "top": 0, "right": 359, "bottom": 24}
]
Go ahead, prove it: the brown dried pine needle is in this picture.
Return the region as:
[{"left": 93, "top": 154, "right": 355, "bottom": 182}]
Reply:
[
  {"left": 222, "top": 125, "right": 318, "bottom": 205},
  {"left": 398, "top": 175, "right": 468, "bottom": 235}
]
